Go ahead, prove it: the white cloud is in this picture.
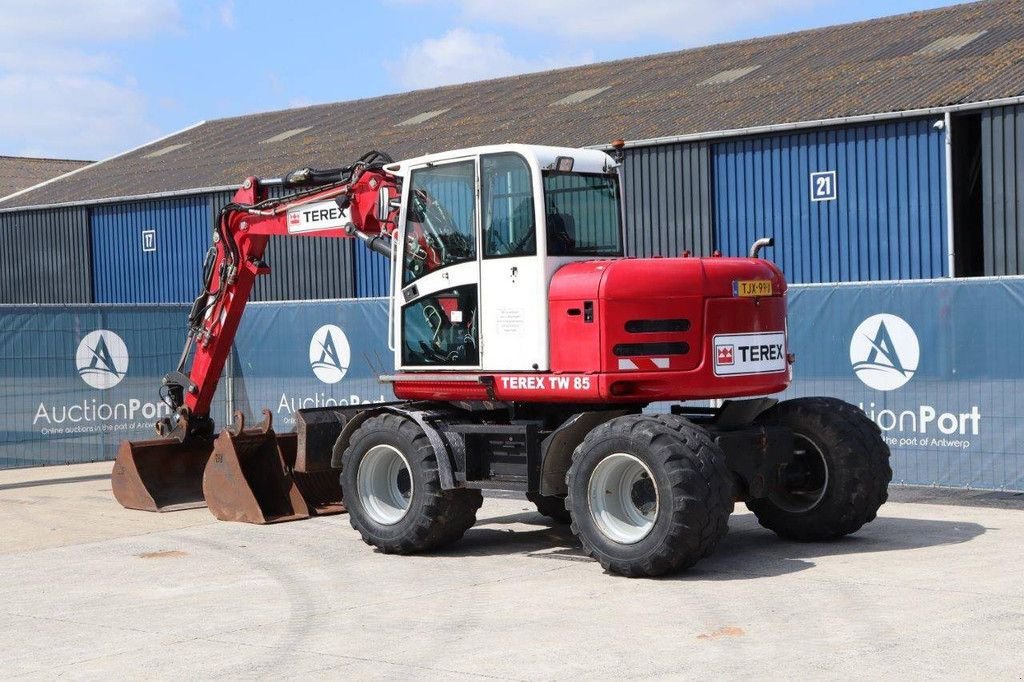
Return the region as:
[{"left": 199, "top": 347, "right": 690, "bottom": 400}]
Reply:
[
  {"left": 389, "top": 28, "right": 593, "bottom": 89},
  {"left": 0, "top": 0, "right": 179, "bottom": 42},
  {"left": 0, "top": 74, "right": 158, "bottom": 159},
  {"left": 453, "top": 0, "right": 819, "bottom": 44},
  {"left": 0, "top": 0, "right": 179, "bottom": 158}
]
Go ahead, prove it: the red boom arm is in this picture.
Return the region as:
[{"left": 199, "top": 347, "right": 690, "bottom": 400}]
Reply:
[{"left": 159, "top": 157, "right": 399, "bottom": 437}]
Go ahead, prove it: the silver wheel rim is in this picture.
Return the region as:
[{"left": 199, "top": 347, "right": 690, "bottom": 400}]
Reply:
[
  {"left": 772, "top": 433, "right": 829, "bottom": 513},
  {"left": 587, "top": 453, "right": 659, "bottom": 544},
  {"left": 356, "top": 445, "right": 413, "bottom": 525}
]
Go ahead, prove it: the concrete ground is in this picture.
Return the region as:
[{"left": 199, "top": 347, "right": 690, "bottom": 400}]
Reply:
[{"left": 1, "top": 462, "right": 1022, "bottom": 680}]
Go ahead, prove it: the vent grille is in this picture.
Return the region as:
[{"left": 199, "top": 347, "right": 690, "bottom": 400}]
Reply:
[
  {"left": 613, "top": 342, "right": 689, "bottom": 356},
  {"left": 625, "top": 319, "right": 691, "bottom": 333}
]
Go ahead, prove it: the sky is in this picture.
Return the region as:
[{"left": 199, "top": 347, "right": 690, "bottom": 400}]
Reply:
[{"left": 0, "top": 0, "right": 970, "bottom": 160}]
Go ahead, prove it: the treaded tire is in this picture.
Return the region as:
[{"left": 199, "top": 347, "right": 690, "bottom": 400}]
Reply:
[
  {"left": 526, "top": 492, "right": 571, "bottom": 524},
  {"left": 747, "top": 397, "right": 892, "bottom": 541},
  {"left": 342, "top": 413, "right": 482, "bottom": 553},
  {"left": 566, "top": 414, "right": 733, "bottom": 577}
]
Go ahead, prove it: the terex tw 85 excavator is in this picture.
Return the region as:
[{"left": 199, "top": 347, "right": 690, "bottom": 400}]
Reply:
[{"left": 112, "top": 144, "right": 891, "bottom": 577}]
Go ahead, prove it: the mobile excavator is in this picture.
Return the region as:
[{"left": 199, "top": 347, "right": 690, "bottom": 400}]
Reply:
[{"left": 112, "top": 143, "right": 891, "bottom": 577}]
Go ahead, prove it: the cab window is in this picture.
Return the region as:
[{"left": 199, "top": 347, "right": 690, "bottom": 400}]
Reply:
[
  {"left": 402, "top": 285, "right": 479, "bottom": 366},
  {"left": 542, "top": 172, "right": 623, "bottom": 256},
  {"left": 403, "top": 161, "right": 476, "bottom": 284},
  {"left": 482, "top": 153, "right": 535, "bottom": 258}
]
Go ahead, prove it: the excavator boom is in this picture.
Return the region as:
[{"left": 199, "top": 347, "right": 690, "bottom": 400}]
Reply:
[{"left": 112, "top": 151, "right": 400, "bottom": 520}]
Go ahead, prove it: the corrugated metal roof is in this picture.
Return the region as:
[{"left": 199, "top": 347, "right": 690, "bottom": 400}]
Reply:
[
  {"left": 0, "top": 156, "right": 91, "bottom": 197},
  {"left": 4, "top": 0, "right": 1024, "bottom": 209}
]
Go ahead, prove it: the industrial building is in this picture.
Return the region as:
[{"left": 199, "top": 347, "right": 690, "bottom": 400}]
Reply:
[{"left": 2, "top": 0, "right": 1024, "bottom": 303}]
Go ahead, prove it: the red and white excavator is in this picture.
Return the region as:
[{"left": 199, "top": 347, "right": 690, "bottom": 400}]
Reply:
[{"left": 112, "top": 143, "right": 891, "bottom": 577}]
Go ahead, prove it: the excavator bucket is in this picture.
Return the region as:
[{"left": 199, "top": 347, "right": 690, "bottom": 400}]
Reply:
[
  {"left": 111, "top": 417, "right": 212, "bottom": 512},
  {"left": 202, "top": 410, "right": 311, "bottom": 524},
  {"left": 277, "top": 432, "right": 346, "bottom": 515}
]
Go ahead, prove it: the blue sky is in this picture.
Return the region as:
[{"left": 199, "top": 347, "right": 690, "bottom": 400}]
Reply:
[{"left": 0, "top": 0, "right": 968, "bottom": 160}]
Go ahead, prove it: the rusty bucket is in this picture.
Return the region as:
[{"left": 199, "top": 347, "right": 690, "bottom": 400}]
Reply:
[
  {"left": 112, "top": 420, "right": 212, "bottom": 512},
  {"left": 277, "top": 432, "right": 346, "bottom": 515},
  {"left": 202, "top": 410, "right": 310, "bottom": 524}
]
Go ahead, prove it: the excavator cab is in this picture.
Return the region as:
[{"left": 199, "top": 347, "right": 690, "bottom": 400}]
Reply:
[{"left": 392, "top": 145, "right": 622, "bottom": 374}]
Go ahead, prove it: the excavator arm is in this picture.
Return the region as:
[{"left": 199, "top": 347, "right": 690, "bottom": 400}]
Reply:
[
  {"left": 112, "top": 151, "right": 401, "bottom": 520},
  {"left": 162, "top": 151, "right": 400, "bottom": 436}
]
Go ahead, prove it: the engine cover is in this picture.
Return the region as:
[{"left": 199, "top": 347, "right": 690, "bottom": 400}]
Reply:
[{"left": 548, "top": 256, "right": 790, "bottom": 401}]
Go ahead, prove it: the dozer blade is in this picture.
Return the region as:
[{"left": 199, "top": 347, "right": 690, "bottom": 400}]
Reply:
[
  {"left": 202, "top": 410, "right": 311, "bottom": 524},
  {"left": 112, "top": 423, "right": 212, "bottom": 513}
]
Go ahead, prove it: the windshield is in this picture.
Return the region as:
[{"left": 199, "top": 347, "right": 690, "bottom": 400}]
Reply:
[{"left": 542, "top": 172, "right": 623, "bottom": 257}]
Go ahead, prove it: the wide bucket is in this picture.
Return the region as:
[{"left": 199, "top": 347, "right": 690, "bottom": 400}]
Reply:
[
  {"left": 202, "top": 411, "right": 310, "bottom": 524},
  {"left": 112, "top": 436, "right": 213, "bottom": 512}
]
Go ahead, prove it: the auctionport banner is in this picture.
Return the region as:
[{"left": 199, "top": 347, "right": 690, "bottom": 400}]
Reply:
[
  {"left": 231, "top": 298, "right": 395, "bottom": 430},
  {"left": 1, "top": 279, "right": 1022, "bottom": 491},
  {"left": 782, "top": 278, "right": 1024, "bottom": 490},
  {"left": 0, "top": 305, "right": 206, "bottom": 468}
]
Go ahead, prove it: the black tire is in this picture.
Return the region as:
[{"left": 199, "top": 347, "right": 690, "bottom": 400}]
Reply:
[
  {"left": 566, "top": 414, "right": 733, "bottom": 577},
  {"left": 526, "top": 492, "right": 571, "bottom": 524},
  {"left": 341, "top": 413, "right": 482, "bottom": 553},
  {"left": 747, "top": 397, "right": 892, "bottom": 541}
]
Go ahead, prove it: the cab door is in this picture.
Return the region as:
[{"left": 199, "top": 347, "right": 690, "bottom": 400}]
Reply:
[
  {"left": 478, "top": 152, "right": 548, "bottom": 371},
  {"left": 396, "top": 157, "right": 482, "bottom": 371}
]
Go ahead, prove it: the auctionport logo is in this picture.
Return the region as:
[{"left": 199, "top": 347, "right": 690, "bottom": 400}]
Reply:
[
  {"left": 309, "top": 324, "right": 350, "bottom": 384},
  {"left": 76, "top": 330, "right": 128, "bottom": 389},
  {"left": 850, "top": 314, "right": 919, "bottom": 391}
]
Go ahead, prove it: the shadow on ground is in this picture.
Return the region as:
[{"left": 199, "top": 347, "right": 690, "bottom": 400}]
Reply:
[{"left": 430, "top": 505, "right": 987, "bottom": 581}]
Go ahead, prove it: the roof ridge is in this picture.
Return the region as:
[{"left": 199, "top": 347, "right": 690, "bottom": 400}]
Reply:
[{"left": 0, "top": 155, "right": 93, "bottom": 164}]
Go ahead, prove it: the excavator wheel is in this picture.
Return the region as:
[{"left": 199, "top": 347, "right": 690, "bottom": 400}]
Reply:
[
  {"left": 341, "top": 413, "right": 482, "bottom": 554},
  {"left": 747, "top": 397, "right": 891, "bottom": 541},
  {"left": 566, "top": 414, "right": 733, "bottom": 578}
]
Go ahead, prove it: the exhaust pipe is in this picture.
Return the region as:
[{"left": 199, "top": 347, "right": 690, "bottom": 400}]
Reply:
[{"left": 749, "top": 237, "right": 775, "bottom": 258}]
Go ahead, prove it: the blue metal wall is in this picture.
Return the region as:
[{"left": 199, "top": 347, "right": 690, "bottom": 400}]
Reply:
[
  {"left": 354, "top": 240, "right": 389, "bottom": 297},
  {"left": 90, "top": 197, "right": 210, "bottom": 303},
  {"left": 712, "top": 119, "right": 948, "bottom": 283}
]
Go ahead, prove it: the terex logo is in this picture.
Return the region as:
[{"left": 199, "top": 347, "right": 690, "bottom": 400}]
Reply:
[
  {"left": 713, "top": 332, "right": 786, "bottom": 377},
  {"left": 717, "top": 345, "right": 734, "bottom": 365},
  {"left": 76, "top": 330, "right": 128, "bottom": 389},
  {"left": 286, "top": 200, "right": 349, "bottom": 233},
  {"left": 850, "top": 314, "right": 919, "bottom": 391},
  {"left": 309, "top": 324, "right": 351, "bottom": 384}
]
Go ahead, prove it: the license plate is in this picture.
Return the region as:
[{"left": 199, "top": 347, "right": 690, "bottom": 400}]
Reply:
[{"left": 734, "top": 280, "right": 773, "bottom": 297}]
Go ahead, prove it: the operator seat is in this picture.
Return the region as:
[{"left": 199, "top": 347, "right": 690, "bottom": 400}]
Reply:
[{"left": 547, "top": 213, "right": 576, "bottom": 255}]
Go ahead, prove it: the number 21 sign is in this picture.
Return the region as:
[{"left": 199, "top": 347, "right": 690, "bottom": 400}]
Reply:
[{"left": 810, "top": 170, "right": 837, "bottom": 202}]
